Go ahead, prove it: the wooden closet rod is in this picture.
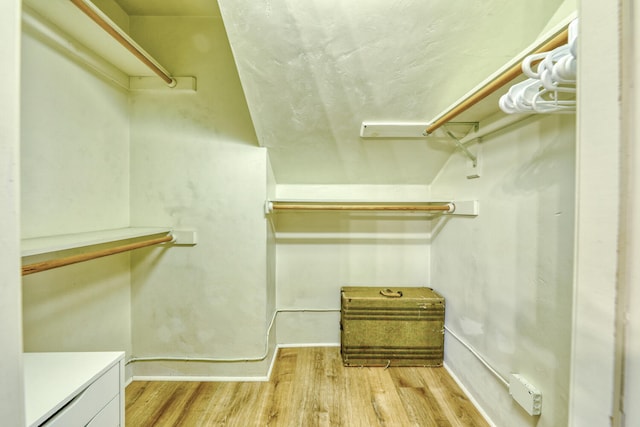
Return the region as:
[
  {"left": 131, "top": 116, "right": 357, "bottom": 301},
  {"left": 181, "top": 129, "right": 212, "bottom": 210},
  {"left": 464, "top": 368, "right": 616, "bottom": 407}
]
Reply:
[
  {"left": 270, "top": 202, "right": 453, "bottom": 212},
  {"left": 22, "top": 234, "right": 173, "bottom": 276},
  {"left": 425, "top": 27, "right": 570, "bottom": 135},
  {"left": 69, "top": 0, "right": 176, "bottom": 87}
]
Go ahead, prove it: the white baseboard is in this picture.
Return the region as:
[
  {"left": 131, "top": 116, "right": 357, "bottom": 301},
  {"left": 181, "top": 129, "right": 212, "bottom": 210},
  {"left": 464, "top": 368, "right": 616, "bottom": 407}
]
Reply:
[
  {"left": 127, "top": 346, "right": 278, "bottom": 383},
  {"left": 277, "top": 342, "right": 340, "bottom": 348},
  {"left": 444, "top": 362, "right": 498, "bottom": 427},
  {"left": 265, "top": 345, "right": 280, "bottom": 379},
  {"left": 131, "top": 374, "right": 272, "bottom": 382},
  {"left": 126, "top": 344, "right": 344, "bottom": 383}
]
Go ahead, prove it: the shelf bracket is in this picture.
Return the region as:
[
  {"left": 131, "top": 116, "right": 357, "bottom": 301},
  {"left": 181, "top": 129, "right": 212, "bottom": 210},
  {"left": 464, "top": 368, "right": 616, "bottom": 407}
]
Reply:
[{"left": 444, "top": 122, "right": 479, "bottom": 167}]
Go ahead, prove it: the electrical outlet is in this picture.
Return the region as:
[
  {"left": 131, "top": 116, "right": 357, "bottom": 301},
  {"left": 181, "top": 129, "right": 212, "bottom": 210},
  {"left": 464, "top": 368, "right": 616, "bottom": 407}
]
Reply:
[{"left": 509, "top": 374, "right": 542, "bottom": 416}]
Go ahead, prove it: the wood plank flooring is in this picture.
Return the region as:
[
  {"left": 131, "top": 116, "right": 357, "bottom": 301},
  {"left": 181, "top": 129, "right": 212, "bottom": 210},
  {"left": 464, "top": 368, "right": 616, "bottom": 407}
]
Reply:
[{"left": 126, "top": 347, "right": 489, "bottom": 426}]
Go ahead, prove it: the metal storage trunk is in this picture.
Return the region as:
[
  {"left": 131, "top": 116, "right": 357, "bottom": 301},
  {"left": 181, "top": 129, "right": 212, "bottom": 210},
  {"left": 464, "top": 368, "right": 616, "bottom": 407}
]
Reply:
[{"left": 340, "top": 286, "right": 445, "bottom": 367}]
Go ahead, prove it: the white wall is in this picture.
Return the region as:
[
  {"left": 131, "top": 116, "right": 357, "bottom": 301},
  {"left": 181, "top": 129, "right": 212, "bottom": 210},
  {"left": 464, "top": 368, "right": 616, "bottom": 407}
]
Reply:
[
  {"left": 431, "top": 115, "right": 576, "bottom": 427},
  {"left": 621, "top": 0, "right": 640, "bottom": 422},
  {"left": 20, "top": 25, "right": 133, "bottom": 355},
  {"left": 127, "top": 16, "right": 274, "bottom": 378},
  {"left": 0, "top": 0, "right": 25, "bottom": 423},
  {"left": 20, "top": 36, "right": 130, "bottom": 238},
  {"left": 18, "top": 8, "right": 275, "bottom": 380},
  {"left": 274, "top": 185, "right": 432, "bottom": 344}
]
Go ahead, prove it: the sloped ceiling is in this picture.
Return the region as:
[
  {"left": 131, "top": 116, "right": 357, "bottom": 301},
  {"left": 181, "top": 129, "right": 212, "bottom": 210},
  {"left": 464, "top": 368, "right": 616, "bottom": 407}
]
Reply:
[
  {"left": 114, "top": 0, "right": 221, "bottom": 17},
  {"left": 115, "top": 0, "right": 571, "bottom": 185}
]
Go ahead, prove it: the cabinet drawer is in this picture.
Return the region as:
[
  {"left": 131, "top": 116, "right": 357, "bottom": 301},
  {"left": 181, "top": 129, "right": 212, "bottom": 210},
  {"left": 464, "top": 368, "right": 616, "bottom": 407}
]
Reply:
[
  {"left": 88, "top": 396, "right": 120, "bottom": 427},
  {"left": 44, "top": 363, "right": 120, "bottom": 427}
]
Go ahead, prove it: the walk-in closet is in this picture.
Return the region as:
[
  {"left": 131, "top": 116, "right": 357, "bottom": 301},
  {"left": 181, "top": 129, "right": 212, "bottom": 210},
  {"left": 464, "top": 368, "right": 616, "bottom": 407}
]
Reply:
[{"left": 1, "top": 0, "right": 638, "bottom": 426}]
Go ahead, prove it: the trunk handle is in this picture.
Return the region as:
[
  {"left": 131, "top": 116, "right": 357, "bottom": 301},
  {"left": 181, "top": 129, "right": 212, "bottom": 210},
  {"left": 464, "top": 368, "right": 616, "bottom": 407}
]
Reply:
[{"left": 380, "top": 289, "right": 403, "bottom": 298}]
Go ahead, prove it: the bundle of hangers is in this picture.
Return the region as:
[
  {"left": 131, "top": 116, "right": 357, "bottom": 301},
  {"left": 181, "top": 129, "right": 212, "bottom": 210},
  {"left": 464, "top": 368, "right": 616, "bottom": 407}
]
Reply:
[{"left": 500, "top": 19, "right": 578, "bottom": 114}]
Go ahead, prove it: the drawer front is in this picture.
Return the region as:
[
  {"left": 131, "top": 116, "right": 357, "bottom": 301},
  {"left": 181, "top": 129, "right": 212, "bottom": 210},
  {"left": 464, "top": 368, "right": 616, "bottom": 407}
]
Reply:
[
  {"left": 44, "top": 363, "right": 120, "bottom": 427},
  {"left": 87, "top": 396, "right": 120, "bottom": 427}
]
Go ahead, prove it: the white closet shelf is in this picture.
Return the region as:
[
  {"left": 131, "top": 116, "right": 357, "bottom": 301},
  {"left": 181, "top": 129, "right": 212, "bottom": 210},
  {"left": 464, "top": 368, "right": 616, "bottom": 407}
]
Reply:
[
  {"left": 24, "top": 0, "right": 152, "bottom": 76},
  {"left": 360, "top": 13, "right": 577, "bottom": 142},
  {"left": 22, "top": 0, "right": 194, "bottom": 91},
  {"left": 424, "top": 13, "right": 577, "bottom": 138},
  {"left": 21, "top": 227, "right": 172, "bottom": 257}
]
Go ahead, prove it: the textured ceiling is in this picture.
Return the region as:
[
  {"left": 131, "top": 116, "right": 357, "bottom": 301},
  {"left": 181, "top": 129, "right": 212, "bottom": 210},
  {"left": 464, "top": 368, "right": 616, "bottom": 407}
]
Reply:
[
  {"left": 218, "top": 0, "right": 571, "bottom": 185},
  {"left": 115, "top": 0, "right": 221, "bottom": 17},
  {"left": 114, "top": 0, "right": 573, "bottom": 185}
]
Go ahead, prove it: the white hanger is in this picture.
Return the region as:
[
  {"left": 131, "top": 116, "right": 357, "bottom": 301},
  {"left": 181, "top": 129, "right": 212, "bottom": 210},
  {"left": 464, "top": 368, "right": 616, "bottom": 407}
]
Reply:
[{"left": 499, "top": 18, "right": 577, "bottom": 115}]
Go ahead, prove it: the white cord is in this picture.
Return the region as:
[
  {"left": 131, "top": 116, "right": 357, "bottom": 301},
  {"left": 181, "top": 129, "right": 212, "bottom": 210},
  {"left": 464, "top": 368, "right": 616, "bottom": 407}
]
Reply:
[
  {"left": 126, "top": 308, "right": 339, "bottom": 365},
  {"left": 127, "top": 309, "right": 510, "bottom": 390},
  {"left": 444, "top": 325, "right": 509, "bottom": 388}
]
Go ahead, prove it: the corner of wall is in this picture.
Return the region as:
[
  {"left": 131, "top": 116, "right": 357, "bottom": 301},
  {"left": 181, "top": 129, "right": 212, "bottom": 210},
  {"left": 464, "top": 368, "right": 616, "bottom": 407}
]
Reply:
[{"left": 0, "top": 0, "right": 25, "bottom": 424}]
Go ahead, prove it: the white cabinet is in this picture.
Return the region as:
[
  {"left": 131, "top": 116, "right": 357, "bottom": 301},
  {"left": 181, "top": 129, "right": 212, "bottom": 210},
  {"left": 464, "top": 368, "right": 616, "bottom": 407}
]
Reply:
[{"left": 24, "top": 352, "right": 125, "bottom": 427}]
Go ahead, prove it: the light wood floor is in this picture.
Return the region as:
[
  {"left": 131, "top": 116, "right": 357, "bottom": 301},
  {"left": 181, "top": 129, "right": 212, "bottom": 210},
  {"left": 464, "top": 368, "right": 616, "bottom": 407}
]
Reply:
[{"left": 125, "top": 347, "right": 489, "bottom": 426}]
